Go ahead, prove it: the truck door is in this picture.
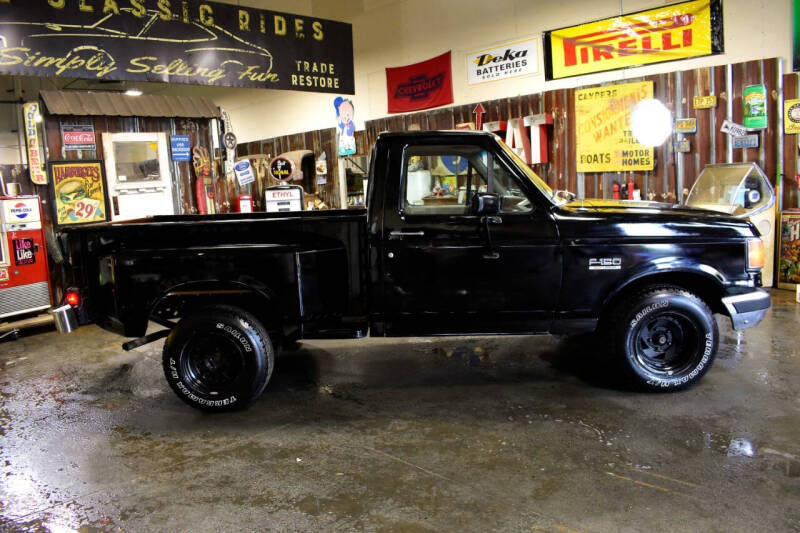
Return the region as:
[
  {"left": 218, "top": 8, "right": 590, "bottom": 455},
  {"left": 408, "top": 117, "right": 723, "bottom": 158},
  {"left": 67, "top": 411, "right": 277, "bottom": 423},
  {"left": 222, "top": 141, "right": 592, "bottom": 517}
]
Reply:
[{"left": 380, "top": 139, "right": 561, "bottom": 336}]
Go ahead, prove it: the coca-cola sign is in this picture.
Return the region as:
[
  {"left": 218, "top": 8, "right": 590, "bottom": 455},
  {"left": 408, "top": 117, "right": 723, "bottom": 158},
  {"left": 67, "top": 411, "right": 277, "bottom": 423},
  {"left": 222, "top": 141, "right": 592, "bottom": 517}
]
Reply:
[{"left": 59, "top": 119, "right": 96, "bottom": 151}]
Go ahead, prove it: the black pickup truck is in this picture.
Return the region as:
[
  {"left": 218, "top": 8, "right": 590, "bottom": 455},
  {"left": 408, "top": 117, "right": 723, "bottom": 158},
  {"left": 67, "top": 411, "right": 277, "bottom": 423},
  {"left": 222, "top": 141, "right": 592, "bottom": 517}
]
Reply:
[{"left": 65, "top": 130, "right": 770, "bottom": 411}]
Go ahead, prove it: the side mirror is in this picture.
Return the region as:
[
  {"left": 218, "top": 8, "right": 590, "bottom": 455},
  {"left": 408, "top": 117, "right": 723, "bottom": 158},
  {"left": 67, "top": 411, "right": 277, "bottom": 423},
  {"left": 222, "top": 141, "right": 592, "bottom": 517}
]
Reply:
[
  {"left": 553, "top": 189, "right": 576, "bottom": 202},
  {"left": 471, "top": 192, "right": 501, "bottom": 216}
]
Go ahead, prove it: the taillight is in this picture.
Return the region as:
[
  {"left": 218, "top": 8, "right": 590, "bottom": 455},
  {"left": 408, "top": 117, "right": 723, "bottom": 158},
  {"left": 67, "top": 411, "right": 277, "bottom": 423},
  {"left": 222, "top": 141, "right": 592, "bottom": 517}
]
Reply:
[
  {"left": 747, "top": 238, "right": 765, "bottom": 270},
  {"left": 65, "top": 288, "right": 80, "bottom": 307}
]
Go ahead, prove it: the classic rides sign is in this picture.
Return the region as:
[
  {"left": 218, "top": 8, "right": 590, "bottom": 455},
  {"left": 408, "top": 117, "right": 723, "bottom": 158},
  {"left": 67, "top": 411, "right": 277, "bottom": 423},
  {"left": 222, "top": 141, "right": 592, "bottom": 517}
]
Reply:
[
  {"left": 575, "top": 81, "right": 654, "bottom": 172},
  {"left": 0, "top": 0, "right": 354, "bottom": 93},
  {"left": 386, "top": 51, "right": 453, "bottom": 114},
  {"left": 543, "top": 0, "right": 723, "bottom": 80}
]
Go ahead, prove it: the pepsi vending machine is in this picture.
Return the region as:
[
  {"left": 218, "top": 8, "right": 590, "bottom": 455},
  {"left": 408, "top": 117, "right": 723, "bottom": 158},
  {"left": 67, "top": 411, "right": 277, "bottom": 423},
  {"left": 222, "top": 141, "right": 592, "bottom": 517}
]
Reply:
[{"left": 0, "top": 196, "right": 52, "bottom": 319}]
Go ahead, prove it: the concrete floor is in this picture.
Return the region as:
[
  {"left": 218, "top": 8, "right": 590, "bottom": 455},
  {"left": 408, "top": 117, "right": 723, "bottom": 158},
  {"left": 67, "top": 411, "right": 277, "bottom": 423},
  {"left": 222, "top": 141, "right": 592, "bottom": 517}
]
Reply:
[{"left": 1, "top": 290, "right": 799, "bottom": 532}]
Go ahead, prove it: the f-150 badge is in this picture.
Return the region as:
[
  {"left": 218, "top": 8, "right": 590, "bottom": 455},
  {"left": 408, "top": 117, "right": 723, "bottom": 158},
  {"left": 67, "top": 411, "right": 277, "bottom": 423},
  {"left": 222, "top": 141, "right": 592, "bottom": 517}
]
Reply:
[{"left": 589, "top": 257, "right": 622, "bottom": 270}]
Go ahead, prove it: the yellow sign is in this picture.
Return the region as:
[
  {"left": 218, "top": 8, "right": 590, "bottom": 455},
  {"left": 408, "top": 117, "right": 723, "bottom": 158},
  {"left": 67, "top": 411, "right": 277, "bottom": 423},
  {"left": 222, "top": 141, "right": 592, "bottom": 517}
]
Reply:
[
  {"left": 785, "top": 99, "right": 800, "bottom": 134},
  {"left": 693, "top": 95, "right": 717, "bottom": 109},
  {"left": 50, "top": 161, "right": 108, "bottom": 227},
  {"left": 675, "top": 118, "right": 697, "bottom": 133},
  {"left": 545, "top": 0, "right": 720, "bottom": 80},
  {"left": 575, "top": 81, "right": 654, "bottom": 172},
  {"left": 22, "top": 102, "right": 47, "bottom": 185}
]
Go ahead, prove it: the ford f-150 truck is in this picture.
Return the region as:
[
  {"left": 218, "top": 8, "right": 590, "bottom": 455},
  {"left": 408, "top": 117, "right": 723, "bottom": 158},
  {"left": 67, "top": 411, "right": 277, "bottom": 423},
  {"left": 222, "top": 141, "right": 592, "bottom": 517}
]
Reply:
[{"left": 64, "top": 130, "right": 771, "bottom": 411}]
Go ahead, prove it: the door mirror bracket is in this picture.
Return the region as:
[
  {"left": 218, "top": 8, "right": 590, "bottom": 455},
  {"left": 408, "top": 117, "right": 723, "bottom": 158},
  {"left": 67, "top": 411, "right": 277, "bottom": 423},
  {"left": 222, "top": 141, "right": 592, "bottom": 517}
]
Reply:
[{"left": 472, "top": 193, "right": 502, "bottom": 259}]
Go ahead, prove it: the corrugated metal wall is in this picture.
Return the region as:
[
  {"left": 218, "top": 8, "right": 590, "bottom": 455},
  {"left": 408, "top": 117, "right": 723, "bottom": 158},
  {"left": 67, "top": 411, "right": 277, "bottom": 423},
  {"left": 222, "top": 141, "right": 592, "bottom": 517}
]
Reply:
[
  {"left": 43, "top": 114, "right": 220, "bottom": 215},
  {"left": 782, "top": 72, "right": 800, "bottom": 211},
  {"left": 364, "top": 57, "right": 786, "bottom": 204}
]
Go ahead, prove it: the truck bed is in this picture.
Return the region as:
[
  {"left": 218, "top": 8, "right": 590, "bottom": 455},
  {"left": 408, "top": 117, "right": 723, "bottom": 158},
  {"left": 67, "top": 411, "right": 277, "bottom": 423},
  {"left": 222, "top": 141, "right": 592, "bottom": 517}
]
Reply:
[{"left": 65, "top": 209, "right": 369, "bottom": 339}]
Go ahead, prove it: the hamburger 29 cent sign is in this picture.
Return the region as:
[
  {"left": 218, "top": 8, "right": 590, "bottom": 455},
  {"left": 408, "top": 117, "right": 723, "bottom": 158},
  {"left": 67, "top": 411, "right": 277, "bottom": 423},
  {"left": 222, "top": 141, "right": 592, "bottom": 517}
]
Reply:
[
  {"left": 466, "top": 37, "right": 540, "bottom": 85},
  {"left": 49, "top": 160, "right": 109, "bottom": 227}
]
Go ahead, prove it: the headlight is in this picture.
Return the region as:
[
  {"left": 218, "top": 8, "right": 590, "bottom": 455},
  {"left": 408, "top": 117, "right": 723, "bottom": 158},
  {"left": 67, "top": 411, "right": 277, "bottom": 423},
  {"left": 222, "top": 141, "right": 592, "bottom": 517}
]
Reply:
[{"left": 747, "top": 238, "right": 765, "bottom": 270}]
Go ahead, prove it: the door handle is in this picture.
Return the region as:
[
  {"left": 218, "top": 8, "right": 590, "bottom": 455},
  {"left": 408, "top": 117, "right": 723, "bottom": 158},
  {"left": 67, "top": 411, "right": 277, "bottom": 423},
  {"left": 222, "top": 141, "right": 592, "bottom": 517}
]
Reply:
[{"left": 389, "top": 230, "right": 425, "bottom": 237}]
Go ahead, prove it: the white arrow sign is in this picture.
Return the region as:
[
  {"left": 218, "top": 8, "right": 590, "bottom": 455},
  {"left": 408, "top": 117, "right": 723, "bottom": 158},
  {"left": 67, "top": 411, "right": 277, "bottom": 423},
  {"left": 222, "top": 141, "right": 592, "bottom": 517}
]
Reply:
[{"left": 721, "top": 119, "right": 748, "bottom": 137}]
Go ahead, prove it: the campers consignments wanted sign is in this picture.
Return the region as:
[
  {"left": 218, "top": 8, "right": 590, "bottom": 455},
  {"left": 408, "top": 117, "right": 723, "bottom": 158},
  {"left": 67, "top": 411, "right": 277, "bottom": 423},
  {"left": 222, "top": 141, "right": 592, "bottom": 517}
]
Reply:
[
  {"left": 575, "top": 81, "right": 654, "bottom": 172},
  {"left": 544, "top": 0, "right": 723, "bottom": 81},
  {"left": 386, "top": 51, "right": 453, "bottom": 114},
  {"left": 0, "top": 0, "right": 354, "bottom": 93}
]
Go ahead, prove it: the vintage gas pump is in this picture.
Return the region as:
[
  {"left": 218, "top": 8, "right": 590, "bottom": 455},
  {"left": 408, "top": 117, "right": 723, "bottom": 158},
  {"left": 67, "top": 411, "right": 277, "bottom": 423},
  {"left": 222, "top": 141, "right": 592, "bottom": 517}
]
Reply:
[
  {"left": 264, "top": 156, "right": 305, "bottom": 212},
  {"left": 0, "top": 196, "right": 52, "bottom": 320}
]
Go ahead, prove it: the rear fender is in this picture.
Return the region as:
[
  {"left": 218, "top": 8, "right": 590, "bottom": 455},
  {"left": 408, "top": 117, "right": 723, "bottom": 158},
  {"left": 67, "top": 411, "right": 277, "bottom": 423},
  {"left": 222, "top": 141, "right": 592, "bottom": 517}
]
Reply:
[{"left": 149, "top": 280, "right": 286, "bottom": 337}]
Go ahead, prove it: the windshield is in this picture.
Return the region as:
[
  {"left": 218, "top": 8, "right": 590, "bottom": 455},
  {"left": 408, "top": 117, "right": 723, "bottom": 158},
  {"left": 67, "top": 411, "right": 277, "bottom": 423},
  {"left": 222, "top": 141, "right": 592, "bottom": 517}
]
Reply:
[{"left": 496, "top": 139, "right": 564, "bottom": 205}]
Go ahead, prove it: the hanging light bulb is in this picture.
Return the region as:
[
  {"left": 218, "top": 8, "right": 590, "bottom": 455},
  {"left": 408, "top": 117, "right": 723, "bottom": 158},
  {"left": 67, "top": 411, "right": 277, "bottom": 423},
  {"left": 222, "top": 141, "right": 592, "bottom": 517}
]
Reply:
[{"left": 630, "top": 98, "right": 673, "bottom": 147}]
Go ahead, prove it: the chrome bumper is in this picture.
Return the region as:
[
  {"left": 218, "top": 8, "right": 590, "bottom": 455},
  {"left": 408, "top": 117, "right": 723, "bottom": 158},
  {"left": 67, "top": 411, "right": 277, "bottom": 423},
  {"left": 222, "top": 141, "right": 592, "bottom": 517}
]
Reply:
[{"left": 721, "top": 289, "right": 771, "bottom": 330}]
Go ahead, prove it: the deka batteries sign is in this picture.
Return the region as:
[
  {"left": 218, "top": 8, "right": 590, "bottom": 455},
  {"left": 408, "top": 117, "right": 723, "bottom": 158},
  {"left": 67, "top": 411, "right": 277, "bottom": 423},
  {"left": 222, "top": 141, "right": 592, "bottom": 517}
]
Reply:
[{"left": 466, "top": 37, "right": 540, "bottom": 85}]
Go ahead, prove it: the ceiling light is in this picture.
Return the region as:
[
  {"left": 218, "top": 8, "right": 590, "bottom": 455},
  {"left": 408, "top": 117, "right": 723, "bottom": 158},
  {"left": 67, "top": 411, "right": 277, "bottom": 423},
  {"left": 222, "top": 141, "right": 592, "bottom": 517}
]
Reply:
[
  {"left": 124, "top": 89, "right": 143, "bottom": 97},
  {"left": 630, "top": 98, "right": 673, "bottom": 147}
]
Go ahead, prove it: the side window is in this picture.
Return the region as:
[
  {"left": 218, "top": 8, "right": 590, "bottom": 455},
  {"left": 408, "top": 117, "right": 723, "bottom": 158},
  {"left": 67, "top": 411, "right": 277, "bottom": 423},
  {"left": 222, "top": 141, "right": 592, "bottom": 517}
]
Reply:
[
  {"left": 491, "top": 157, "right": 533, "bottom": 213},
  {"left": 403, "top": 145, "right": 487, "bottom": 215}
]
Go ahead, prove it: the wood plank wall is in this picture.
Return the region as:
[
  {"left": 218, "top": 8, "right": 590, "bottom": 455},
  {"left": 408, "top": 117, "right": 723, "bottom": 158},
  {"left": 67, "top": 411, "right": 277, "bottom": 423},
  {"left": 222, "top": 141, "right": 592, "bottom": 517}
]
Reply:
[
  {"left": 235, "top": 127, "right": 342, "bottom": 209},
  {"left": 364, "top": 57, "right": 785, "bottom": 203}
]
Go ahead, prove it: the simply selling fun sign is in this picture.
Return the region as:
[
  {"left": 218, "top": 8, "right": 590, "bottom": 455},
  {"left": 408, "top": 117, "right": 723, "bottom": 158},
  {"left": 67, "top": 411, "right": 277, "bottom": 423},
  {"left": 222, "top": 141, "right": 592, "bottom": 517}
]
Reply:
[{"left": 0, "top": 0, "right": 354, "bottom": 92}]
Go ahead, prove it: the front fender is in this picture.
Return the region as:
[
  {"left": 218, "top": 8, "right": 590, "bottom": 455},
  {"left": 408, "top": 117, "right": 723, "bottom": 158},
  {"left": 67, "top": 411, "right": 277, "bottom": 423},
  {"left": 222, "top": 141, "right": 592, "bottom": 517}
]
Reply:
[{"left": 600, "top": 257, "right": 728, "bottom": 313}]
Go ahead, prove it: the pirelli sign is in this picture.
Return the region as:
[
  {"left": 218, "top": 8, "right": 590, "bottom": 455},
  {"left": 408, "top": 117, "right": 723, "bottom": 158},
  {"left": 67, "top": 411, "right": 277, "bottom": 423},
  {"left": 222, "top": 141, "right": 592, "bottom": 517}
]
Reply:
[{"left": 543, "top": 0, "right": 723, "bottom": 81}]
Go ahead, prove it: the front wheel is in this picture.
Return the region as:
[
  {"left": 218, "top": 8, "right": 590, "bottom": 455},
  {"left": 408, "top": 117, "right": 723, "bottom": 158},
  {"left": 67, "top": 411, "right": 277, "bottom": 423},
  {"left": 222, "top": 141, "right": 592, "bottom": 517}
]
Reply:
[
  {"left": 611, "top": 286, "right": 718, "bottom": 391},
  {"left": 162, "top": 305, "right": 274, "bottom": 412}
]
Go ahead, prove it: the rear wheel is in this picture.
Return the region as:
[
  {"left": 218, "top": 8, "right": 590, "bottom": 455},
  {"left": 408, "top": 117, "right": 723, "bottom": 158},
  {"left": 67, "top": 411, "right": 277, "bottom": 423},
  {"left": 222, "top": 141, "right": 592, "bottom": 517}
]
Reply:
[
  {"left": 162, "top": 305, "right": 274, "bottom": 412},
  {"left": 611, "top": 286, "right": 718, "bottom": 391}
]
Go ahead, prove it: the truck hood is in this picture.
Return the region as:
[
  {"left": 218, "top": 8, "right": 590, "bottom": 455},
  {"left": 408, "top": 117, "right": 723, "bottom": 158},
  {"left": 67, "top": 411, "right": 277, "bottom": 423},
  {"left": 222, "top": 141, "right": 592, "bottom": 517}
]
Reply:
[
  {"left": 556, "top": 199, "right": 756, "bottom": 239},
  {"left": 563, "top": 198, "right": 717, "bottom": 216}
]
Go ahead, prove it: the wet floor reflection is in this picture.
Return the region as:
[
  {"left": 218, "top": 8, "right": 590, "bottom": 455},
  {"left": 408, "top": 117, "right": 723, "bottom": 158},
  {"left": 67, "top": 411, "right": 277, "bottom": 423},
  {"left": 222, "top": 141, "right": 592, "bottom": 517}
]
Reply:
[{"left": 1, "top": 290, "right": 799, "bottom": 531}]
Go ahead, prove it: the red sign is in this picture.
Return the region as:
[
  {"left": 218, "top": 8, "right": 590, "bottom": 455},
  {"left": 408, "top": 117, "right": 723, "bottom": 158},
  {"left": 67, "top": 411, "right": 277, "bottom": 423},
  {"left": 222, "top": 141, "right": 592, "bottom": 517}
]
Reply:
[
  {"left": 386, "top": 51, "right": 453, "bottom": 114},
  {"left": 59, "top": 119, "right": 96, "bottom": 151},
  {"left": 63, "top": 132, "right": 95, "bottom": 145}
]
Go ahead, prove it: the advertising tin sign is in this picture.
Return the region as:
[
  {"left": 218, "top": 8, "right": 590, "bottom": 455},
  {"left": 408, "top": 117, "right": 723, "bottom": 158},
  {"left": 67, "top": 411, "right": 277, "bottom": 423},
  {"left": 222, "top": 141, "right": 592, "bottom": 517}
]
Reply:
[
  {"left": 721, "top": 119, "right": 747, "bottom": 137},
  {"left": 675, "top": 118, "right": 697, "bottom": 134},
  {"left": 743, "top": 84, "right": 768, "bottom": 130},
  {"left": 170, "top": 135, "right": 192, "bottom": 162},
  {"left": 693, "top": 95, "right": 717, "bottom": 109},
  {"left": 785, "top": 99, "right": 800, "bottom": 134},
  {"left": 234, "top": 160, "right": 256, "bottom": 186},
  {"left": 732, "top": 134, "right": 759, "bottom": 149},
  {"left": 59, "top": 119, "right": 96, "bottom": 151},
  {"left": 466, "top": 37, "right": 540, "bottom": 85}
]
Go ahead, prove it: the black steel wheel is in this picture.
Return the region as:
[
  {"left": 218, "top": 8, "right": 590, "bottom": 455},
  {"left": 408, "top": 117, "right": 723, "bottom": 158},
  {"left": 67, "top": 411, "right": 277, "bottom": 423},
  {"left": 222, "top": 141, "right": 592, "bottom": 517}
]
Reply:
[
  {"left": 612, "top": 286, "right": 718, "bottom": 391},
  {"left": 162, "top": 306, "right": 274, "bottom": 412}
]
